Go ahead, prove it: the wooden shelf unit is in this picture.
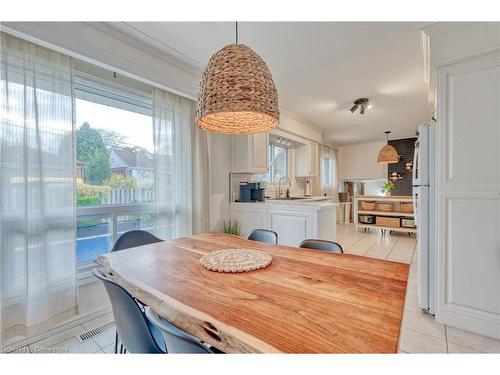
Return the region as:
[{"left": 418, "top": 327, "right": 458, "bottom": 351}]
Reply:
[
  {"left": 356, "top": 195, "right": 414, "bottom": 203},
  {"left": 357, "top": 210, "right": 415, "bottom": 218},
  {"left": 357, "top": 223, "right": 417, "bottom": 234},
  {"left": 354, "top": 195, "right": 416, "bottom": 234}
]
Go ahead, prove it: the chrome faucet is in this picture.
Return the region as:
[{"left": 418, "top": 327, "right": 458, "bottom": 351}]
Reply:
[{"left": 278, "top": 176, "right": 291, "bottom": 198}]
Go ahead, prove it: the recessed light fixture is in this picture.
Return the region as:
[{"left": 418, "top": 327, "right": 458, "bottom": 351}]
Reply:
[{"left": 349, "top": 98, "right": 371, "bottom": 114}]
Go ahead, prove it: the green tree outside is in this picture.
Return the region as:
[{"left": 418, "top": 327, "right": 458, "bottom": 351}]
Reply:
[
  {"left": 76, "top": 122, "right": 111, "bottom": 185},
  {"left": 85, "top": 150, "right": 112, "bottom": 185}
]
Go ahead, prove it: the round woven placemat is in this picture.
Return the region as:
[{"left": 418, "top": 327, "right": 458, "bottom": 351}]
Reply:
[{"left": 200, "top": 248, "right": 272, "bottom": 273}]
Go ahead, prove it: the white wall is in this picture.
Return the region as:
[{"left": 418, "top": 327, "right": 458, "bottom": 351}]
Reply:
[
  {"left": 278, "top": 111, "right": 323, "bottom": 143},
  {"left": 337, "top": 141, "right": 388, "bottom": 180},
  {"left": 363, "top": 180, "right": 385, "bottom": 195},
  {"left": 208, "top": 134, "right": 231, "bottom": 231}
]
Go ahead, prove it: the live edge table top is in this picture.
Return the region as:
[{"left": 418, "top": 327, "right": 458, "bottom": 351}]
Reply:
[{"left": 97, "top": 232, "right": 408, "bottom": 353}]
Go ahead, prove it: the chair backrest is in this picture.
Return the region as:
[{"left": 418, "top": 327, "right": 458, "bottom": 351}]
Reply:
[
  {"left": 92, "top": 269, "right": 166, "bottom": 353},
  {"left": 144, "top": 307, "right": 213, "bottom": 354},
  {"left": 247, "top": 229, "right": 278, "bottom": 244},
  {"left": 299, "top": 239, "right": 344, "bottom": 253},
  {"left": 112, "top": 230, "right": 162, "bottom": 252}
]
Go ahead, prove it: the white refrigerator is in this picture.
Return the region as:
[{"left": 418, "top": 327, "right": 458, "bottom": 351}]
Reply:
[{"left": 412, "top": 122, "right": 436, "bottom": 314}]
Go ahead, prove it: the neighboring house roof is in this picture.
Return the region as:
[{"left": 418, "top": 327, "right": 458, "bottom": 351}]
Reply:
[{"left": 110, "top": 147, "right": 154, "bottom": 169}]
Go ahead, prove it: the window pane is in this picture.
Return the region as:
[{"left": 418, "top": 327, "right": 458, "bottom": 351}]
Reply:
[
  {"left": 75, "top": 95, "right": 154, "bottom": 265},
  {"left": 272, "top": 145, "right": 288, "bottom": 182},
  {"left": 322, "top": 155, "right": 332, "bottom": 187},
  {"left": 76, "top": 216, "right": 111, "bottom": 263},
  {"left": 75, "top": 99, "right": 154, "bottom": 207},
  {"left": 117, "top": 213, "right": 155, "bottom": 237}
]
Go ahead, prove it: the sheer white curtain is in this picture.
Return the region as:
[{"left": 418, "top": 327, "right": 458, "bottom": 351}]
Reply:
[
  {"left": 0, "top": 33, "right": 78, "bottom": 344},
  {"left": 153, "top": 88, "right": 208, "bottom": 239},
  {"left": 191, "top": 116, "right": 210, "bottom": 234},
  {"left": 320, "top": 145, "right": 339, "bottom": 202},
  {"left": 331, "top": 148, "right": 339, "bottom": 202}
]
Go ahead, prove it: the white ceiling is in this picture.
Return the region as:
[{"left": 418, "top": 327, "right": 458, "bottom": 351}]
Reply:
[{"left": 108, "top": 22, "right": 433, "bottom": 145}]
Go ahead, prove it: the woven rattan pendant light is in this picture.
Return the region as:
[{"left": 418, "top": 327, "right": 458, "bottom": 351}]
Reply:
[
  {"left": 196, "top": 22, "right": 279, "bottom": 135},
  {"left": 377, "top": 131, "right": 399, "bottom": 164}
]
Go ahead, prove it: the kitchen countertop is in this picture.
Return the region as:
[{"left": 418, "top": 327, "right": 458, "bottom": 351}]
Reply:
[{"left": 231, "top": 197, "right": 338, "bottom": 209}]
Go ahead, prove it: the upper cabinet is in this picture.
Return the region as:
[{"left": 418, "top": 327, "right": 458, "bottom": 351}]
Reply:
[
  {"left": 230, "top": 132, "right": 269, "bottom": 174},
  {"left": 295, "top": 141, "right": 319, "bottom": 177}
]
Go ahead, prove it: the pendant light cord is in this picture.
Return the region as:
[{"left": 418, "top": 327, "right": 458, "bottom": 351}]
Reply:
[{"left": 235, "top": 21, "right": 238, "bottom": 44}]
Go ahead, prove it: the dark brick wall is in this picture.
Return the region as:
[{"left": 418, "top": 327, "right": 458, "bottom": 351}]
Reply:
[{"left": 388, "top": 138, "right": 417, "bottom": 196}]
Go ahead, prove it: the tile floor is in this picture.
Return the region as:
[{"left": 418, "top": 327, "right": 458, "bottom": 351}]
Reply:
[{"left": 13, "top": 224, "right": 500, "bottom": 354}]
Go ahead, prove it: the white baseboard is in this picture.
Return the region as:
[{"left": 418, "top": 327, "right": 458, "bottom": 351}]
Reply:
[{"left": 436, "top": 305, "right": 500, "bottom": 340}]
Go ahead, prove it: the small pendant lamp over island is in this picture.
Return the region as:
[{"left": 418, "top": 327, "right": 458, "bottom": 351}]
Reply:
[
  {"left": 196, "top": 22, "right": 280, "bottom": 135},
  {"left": 377, "top": 131, "right": 399, "bottom": 164}
]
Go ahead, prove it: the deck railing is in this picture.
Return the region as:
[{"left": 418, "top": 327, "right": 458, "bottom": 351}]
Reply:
[
  {"left": 76, "top": 203, "right": 155, "bottom": 264},
  {"left": 99, "top": 187, "right": 153, "bottom": 205}
]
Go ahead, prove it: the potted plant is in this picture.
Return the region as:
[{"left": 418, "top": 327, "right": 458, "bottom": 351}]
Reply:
[
  {"left": 382, "top": 181, "right": 395, "bottom": 196},
  {"left": 222, "top": 220, "right": 241, "bottom": 236}
]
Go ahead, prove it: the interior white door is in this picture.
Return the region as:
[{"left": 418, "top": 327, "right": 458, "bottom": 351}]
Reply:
[{"left": 436, "top": 52, "right": 500, "bottom": 339}]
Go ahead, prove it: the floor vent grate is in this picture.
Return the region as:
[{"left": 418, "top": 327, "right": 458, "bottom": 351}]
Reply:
[{"left": 77, "top": 321, "right": 115, "bottom": 342}]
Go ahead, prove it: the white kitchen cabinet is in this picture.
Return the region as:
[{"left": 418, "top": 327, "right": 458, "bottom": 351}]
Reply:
[
  {"left": 230, "top": 132, "right": 269, "bottom": 174},
  {"left": 268, "top": 208, "right": 314, "bottom": 246},
  {"left": 422, "top": 22, "right": 500, "bottom": 339},
  {"left": 295, "top": 141, "right": 319, "bottom": 177},
  {"left": 230, "top": 202, "right": 337, "bottom": 247},
  {"left": 229, "top": 204, "right": 267, "bottom": 238}
]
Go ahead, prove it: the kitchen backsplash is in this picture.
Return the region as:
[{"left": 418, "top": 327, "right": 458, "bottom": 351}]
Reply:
[
  {"left": 229, "top": 173, "right": 318, "bottom": 201},
  {"left": 388, "top": 137, "right": 417, "bottom": 196}
]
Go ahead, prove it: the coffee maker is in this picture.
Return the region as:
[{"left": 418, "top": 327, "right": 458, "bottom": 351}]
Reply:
[{"left": 239, "top": 182, "right": 265, "bottom": 202}]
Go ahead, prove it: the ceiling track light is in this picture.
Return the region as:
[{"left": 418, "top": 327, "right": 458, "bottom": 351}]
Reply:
[{"left": 349, "top": 98, "right": 371, "bottom": 114}]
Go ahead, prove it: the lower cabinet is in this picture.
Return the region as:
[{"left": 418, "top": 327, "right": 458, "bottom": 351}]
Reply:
[
  {"left": 268, "top": 209, "right": 314, "bottom": 246},
  {"left": 230, "top": 203, "right": 336, "bottom": 247},
  {"left": 230, "top": 205, "right": 267, "bottom": 238}
]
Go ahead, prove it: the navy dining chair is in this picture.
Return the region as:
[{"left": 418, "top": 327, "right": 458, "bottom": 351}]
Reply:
[
  {"left": 111, "top": 230, "right": 163, "bottom": 252},
  {"left": 92, "top": 268, "right": 166, "bottom": 354},
  {"left": 299, "top": 239, "right": 344, "bottom": 253},
  {"left": 144, "top": 307, "right": 214, "bottom": 354},
  {"left": 107, "top": 229, "right": 163, "bottom": 350},
  {"left": 247, "top": 229, "right": 278, "bottom": 244}
]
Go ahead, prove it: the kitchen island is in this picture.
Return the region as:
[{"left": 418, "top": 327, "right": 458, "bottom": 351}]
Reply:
[{"left": 230, "top": 199, "right": 337, "bottom": 246}]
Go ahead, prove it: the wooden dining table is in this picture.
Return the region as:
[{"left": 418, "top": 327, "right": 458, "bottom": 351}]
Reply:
[{"left": 97, "top": 232, "right": 409, "bottom": 353}]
